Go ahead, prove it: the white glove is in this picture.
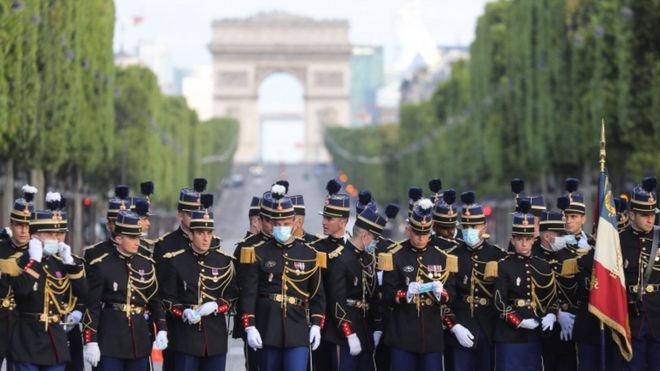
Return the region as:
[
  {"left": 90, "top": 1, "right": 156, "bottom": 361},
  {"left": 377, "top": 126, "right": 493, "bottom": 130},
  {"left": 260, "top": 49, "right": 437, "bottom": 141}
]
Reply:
[
  {"left": 183, "top": 308, "right": 201, "bottom": 324},
  {"left": 153, "top": 330, "right": 168, "bottom": 350},
  {"left": 406, "top": 281, "right": 421, "bottom": 302},
  {"left": 450, "top": 324, "right": 474, "bottom": 348},
  {"left": 347, "top": 333, "right": 362, "bottom": 356},
  {"left": 373, "top": 330, "right": 383, "bottom": 348},
  {"left": 83, "top": 342, "right": 100, "bottom": 367},
  {"left": 28, "top": 238, "right": 43, "bottom": 263},
  {"left": 196, "top": 302, "right": 218, "bottom": 317},
  {"left": 64, "top": 310, "right": 83, "bottom": 332},
  {"left": 518, "top": 318, "right": 540, "bottom": 330},
  {"left": 309, "top": 324, "right": 322, "bottom": 351},
  {"left": 432, "top": 281, "right": 444, "bottom": 300},
  {"left": 558, "top": 311, "right": 576, "bottom": 341},
  {"left": 541, "top": 313, "right": 557, "bottom": 331},
  {"left": 246, "top": 326, "right": 263, "bottom": 350},
  {"left": 58, "top": 242, "right": 74, "bottom": 265}
]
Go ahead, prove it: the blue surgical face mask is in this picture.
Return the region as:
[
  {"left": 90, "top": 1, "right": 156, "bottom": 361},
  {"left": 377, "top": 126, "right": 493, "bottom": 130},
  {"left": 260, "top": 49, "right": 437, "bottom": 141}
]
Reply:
[
  {"left": 365, "top": 240, "right": 378, "bottom": 254},
  {"left": 272, "top": 226, "right": 292, "bottom": 243},
  {"left": 551, "top": 236, "right": 567, "bottom": 252},
  {"left": 564, "top": 234, "right": 577, "bottom": 246},
  {"left": 463, "top": 228, "right": 481, "bottom": 247},
  {"left": 43, "top": 240, "right": 59, "bottom": 256}
]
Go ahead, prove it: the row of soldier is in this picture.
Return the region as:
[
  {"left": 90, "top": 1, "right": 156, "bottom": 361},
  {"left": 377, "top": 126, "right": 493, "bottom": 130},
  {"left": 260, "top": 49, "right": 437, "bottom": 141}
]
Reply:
[{"left": 0, "top": 175, "right": 657, "bottom": 371}]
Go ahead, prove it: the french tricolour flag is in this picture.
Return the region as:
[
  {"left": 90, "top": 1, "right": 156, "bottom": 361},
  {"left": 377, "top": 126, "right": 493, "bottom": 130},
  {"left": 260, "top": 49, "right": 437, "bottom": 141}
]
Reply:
[{"left": 588, "top": 170, "right": 633, "bottom": 361}]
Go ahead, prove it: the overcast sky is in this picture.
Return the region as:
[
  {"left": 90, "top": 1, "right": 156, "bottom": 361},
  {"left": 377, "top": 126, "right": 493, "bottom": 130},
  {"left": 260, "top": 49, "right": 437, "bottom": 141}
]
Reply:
[{"left": 113, "top": 0, "right": 493, "bottom": 68}]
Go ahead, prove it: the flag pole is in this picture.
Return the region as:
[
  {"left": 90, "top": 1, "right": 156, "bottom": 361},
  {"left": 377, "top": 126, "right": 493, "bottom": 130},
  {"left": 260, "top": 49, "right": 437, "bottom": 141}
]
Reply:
[
  {"left": 599, "top": 119, "right": 606, "bottom": 173},
  {"left": 598, "top": 119, "right": 606, "bottom": 371}
]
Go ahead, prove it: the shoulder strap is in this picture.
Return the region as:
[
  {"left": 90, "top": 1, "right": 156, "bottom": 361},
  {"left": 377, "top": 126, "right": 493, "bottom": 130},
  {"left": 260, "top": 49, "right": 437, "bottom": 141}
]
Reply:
[{"left": 641, "top": 226, "right": 660, "bottom": 301}]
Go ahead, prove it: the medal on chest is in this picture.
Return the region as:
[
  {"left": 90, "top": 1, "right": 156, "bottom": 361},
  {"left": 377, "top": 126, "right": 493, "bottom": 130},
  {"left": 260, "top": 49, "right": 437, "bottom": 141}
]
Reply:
[
  {"left": 113, "top": 282, "right": 118, "bottom": 292},
  {"left": 516, "top": 277, "right": 521, "bottom": 287}
]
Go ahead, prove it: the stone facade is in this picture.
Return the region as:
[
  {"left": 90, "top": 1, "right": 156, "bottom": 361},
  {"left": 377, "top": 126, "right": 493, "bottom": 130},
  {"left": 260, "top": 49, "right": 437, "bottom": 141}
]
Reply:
[{"left": 209, "top": 11, "right": 352, "bottom": 163}]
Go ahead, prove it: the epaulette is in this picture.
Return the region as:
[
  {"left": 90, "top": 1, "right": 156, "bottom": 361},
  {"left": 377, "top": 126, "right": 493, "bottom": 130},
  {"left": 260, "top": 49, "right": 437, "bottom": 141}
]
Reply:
[
  {"left": 213, "top": 247, "right": 235, "bottom": 260},
  {"left": 0, "top": 253, "right": 22, "bottom": 276},
  {"left": 328, "top": 245, "right": 344, "bottom": 260},
  {"left": 434, "top": 246, "right": 459, "bottom": 273},
  {"left": 137, "top": 252, "right": 155, "bottom": 263},
  {"left": 235, "top": 233, "right": 260, "bottom": 247},
  {"left": 83, "top": 241, "right": 104, "bottom": 251},
  {"left": 492, "top": 243, "right": 508, "bottom": 254},
  {"left": 484, "top": 260, "right": 500, "bottom": 279},
  {"left": 560, "top": 258, "right": 579, "bottom": 277},
  {"left": 306, "top": 234, "right": 323, "bottom": 244},
  {"left": 89, "top": 253, "right": 109, "bottom": 265},
  {"left": 162, "top": 249, "right": 186, "bottom": 259},
  {"left": 240, "top": 240, "right": 267, "bottom": 264},
  {"left": 157, "top": 230, "right": 174, "bottom": 242},
  {"left": 141, "top": 238, "right": 155, "bottom": 245},
  {"left": 377, "top": 252, "right": 394, "bottom": 271},
  {"left": 437, "top": 235, "right": 459, "bottom": 245},
  {"left": 387, "top": 242, "right": 403, "bottom": 255},
  {"left": 575, "top": 248, "right": 591, "bottom": 257},
  {"left": 316, "top": 251, "right": 327, "bottom": 269}
]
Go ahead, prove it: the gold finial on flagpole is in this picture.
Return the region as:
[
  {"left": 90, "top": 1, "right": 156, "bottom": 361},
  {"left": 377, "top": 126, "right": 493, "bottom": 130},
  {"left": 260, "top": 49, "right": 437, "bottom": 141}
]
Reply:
[{"left": 599, "top": 119, "right": 606, "bottom": 173}]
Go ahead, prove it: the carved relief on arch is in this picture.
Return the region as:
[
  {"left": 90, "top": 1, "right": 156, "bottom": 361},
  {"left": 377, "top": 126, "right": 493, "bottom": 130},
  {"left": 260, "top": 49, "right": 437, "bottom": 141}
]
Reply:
[
  {"left": 217, "top": 71, "right": 249, "bottom": 87},
  {"left": 317, "top": 107, "right": 338, "bottom": 126},
  {"left": 255, "top": 66, "right": 307, "bottom": 87}
]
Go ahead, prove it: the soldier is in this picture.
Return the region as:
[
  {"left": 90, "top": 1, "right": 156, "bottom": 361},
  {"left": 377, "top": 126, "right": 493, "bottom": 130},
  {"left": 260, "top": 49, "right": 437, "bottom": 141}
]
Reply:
[
  {"left": 153, "top": 178, "right": 208, "bottom": 263},
  {"left": 492, "top": 199, "right": 558, "bottom": 371},
  {"left": 153, "top": 179, "right": 207, "bottom": 371},
  {"left": 432, "top": 188, "right": 462, "bottom": 249},
  {"left": 445, "top": 191, "right": 508, "bottom": 371},
  {"left": 0, "top": 185, "right": 37, "bottom": 369},
  {"left": 324, "top": 207, "right": 387, "bottom": 371},
  {"left": 558, "top": 178, "right": 601, "bottom": 371},
  {"left": 238, "top": 184, "right": 325, "bottom": 371},
  {"left": 247, "top": 196, "right": 262, "bottom": 237},
  {"left": 8, "top": 204, "right": 87, "bottom": 371},
  {"left": 83, "top": 185, "right": 133, "bottom": 263},
  {"left": 232, "top": 194, "right": 274, "bottom": 371},
  {"left": 618, "top": 177, "right": 660, "bottom": 370},
  {"left": 312, "top": 179, "right": 351, "bottom": 255},
  {"left": 290, "top": 195, "right": 319, "bottom": 244},
  {"left": 380, "top": 198, "right": 457, "bottom": 371},
  {"left": 82, "top": 210, "right": 168, "bottom": 371},
  {"left": 135, "top": 180, "right": 155, "bottom": 255},
  {"left": 159, "top": 194, "right": 238, "bottom": 371},
  {"left": 373, "top": 203, "right": 400, "bottom": 371},
  {"left": 615, "top": 196, "right": 630, "bottom": 232},
  {"left": 533, "top": 209, "right": 578, "bottom": 371},
  {"left": 44, "top": 193, "right": 85, "bottom": 371},
  {"left": 310, "top": 179, "right": 350, "bottom": 371}
]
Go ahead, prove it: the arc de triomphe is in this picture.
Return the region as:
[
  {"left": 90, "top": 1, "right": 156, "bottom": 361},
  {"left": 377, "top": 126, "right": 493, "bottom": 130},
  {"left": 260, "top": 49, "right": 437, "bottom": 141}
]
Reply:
[{"left": 209, "top": 12, "right": 352, "bottom": 163}]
